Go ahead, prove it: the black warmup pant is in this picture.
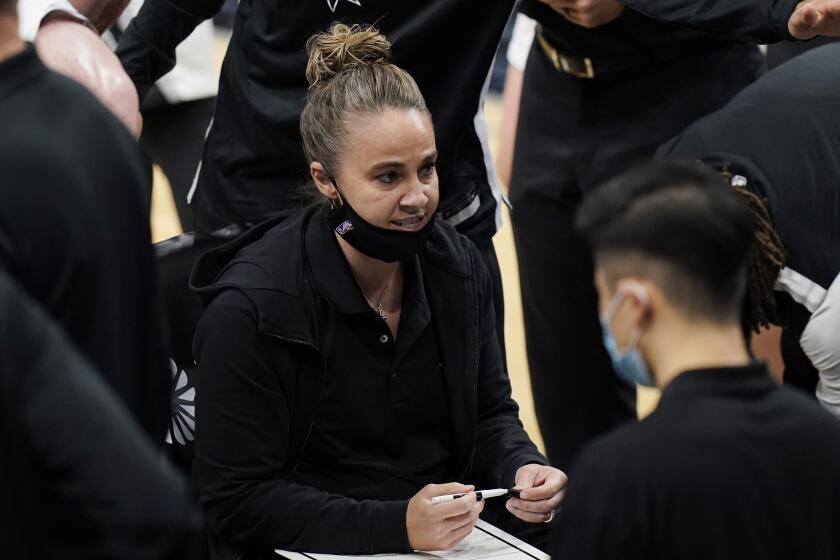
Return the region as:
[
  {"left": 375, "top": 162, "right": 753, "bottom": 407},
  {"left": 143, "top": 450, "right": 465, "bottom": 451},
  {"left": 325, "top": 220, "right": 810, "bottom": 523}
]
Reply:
[
  {"left": 510, "top": 41, "right": 765, "bottom": 469},
  {"left": 767, "top": 37, "right": 840, "bottom": 69},
  {"left": 140, "top": 96, "right": 217, "bottom": 231}
]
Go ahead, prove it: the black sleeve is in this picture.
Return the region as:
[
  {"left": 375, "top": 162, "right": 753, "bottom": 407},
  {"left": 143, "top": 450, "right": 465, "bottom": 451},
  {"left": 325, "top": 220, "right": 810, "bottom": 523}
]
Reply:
[
  {"left": 192, "top": 289, "right": 411, "bottom": 554},
  {"left": 550, "top": 443, "right": 645, "bottom": 560},
  {"left": 1, "top": 274, "right": 201, "bottom": 559},
  {"left": 116, "top": 0, "right": 225, "bottom": 100},
  {"left": 470, "top": 244, "right": 547, "bottom": 488},
  {"left": 620, "top": 0, "right": 800, "bottom": 43}
]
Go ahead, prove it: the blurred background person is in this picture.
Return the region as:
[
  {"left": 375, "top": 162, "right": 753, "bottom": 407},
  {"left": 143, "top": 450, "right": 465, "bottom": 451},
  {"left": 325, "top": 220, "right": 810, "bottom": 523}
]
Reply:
[
  {"left": 507, "top": 0, "right": 766, "bottom": 470},
  {"left": 659, "top": 43, "right": 840, "bottom": 418},
  {"left": 0, "top": 0, "right": 170, "bottom": 441},
  {"left": 494, "top": 12, "right": 535, "bottom": 190}
]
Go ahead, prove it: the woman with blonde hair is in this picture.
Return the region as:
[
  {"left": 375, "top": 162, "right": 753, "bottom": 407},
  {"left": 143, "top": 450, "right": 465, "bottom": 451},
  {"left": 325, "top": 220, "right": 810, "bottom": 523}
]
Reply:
[{"left": 190, "top": 24, "right": 565, "bottom": 559}]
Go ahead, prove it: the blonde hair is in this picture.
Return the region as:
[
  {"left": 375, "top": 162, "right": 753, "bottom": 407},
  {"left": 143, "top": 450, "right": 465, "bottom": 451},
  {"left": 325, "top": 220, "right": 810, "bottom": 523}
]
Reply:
[{"left": 299, "top": 23, "right": 430, "bottom": 177}]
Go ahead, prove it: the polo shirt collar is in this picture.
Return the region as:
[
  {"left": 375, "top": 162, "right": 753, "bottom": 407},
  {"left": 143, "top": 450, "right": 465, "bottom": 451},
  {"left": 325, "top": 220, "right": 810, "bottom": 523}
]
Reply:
[
  {"left": 659, "top": 361, "right": 776, "bottom": 405},
  {"left": 305, "top": 207, "right": 429, "bottom": 318}
]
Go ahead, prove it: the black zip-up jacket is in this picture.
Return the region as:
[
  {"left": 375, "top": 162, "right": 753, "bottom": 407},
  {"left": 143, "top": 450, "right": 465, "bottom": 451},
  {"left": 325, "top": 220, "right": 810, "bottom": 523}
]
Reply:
[{"left": 189, "top": 207, "right": 546, "bottom": 559}]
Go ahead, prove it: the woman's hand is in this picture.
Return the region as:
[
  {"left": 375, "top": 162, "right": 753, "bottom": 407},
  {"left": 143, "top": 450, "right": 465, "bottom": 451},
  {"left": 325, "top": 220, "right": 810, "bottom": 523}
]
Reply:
[
  {"left": 506, "top": 465, "right": 567, "bottom": 523},
  {"left": 406, "top": 483, "right": 485, "bottom": 551}
]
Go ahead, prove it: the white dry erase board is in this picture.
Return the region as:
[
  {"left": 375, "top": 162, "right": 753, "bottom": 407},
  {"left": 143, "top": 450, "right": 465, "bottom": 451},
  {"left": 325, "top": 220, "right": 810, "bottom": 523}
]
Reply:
[{"left": 276, "top": 520, "right": 550, "bottom": 560}]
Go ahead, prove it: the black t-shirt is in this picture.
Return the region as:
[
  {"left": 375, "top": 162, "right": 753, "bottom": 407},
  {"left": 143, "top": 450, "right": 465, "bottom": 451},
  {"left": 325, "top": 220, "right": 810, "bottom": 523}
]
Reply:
[
  {"left": 0, "top": 46, "right": 169, "bottom": 442},
  {"left": 295, "top": 214, "right": 453, "bottom": 499},
  {"left": 119, "top": 0, "right": 514, "bottom": 240}
]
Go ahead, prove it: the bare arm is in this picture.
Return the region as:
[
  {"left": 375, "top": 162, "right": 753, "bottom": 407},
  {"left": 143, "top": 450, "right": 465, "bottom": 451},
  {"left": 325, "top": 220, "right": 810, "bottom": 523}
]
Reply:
[
  {"left": 496, "top": 67, "right": 523, "bottom": 191},
  {"left": 34, "top": 0, "right": 224, "bottom": 133},
  {"left": 34, "top": 17, "right": 142, "bottom": 136}
]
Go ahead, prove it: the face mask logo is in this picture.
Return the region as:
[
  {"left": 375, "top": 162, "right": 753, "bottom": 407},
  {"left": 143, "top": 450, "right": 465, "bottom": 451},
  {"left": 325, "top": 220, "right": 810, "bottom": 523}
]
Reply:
[
  {"left": 327, "top": 178, "right": 436, "bottom": 263},
  {"left": 600, "top": 285, "right": 656, "bottom": 387},
  {"left": 335, "top": 220, "right": 354, "bottom": 235}
]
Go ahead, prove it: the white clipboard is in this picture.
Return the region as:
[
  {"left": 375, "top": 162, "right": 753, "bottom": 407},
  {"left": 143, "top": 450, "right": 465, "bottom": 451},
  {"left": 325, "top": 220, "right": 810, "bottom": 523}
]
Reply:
[{"left": 276, "top": 519, "right": 550, "bottom": 560}]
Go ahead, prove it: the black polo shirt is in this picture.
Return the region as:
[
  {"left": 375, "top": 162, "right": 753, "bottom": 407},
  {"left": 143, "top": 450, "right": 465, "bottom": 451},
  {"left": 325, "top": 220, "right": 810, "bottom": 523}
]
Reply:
[
  {"left": 552, "top": 362, "right": 840, "bottom": 560},
  {"left": 293, "top": 212, "right": 454, "bottom": 500}
]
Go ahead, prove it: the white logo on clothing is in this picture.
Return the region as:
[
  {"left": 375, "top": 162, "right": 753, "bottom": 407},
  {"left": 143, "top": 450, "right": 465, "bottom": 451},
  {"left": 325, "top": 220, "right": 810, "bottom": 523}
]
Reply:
[
  {"left": 327, "top": 0, "right": 362, "bottom": 12},
  {"left": 165, "top": 359, "right": 195, "bottom": 446}
]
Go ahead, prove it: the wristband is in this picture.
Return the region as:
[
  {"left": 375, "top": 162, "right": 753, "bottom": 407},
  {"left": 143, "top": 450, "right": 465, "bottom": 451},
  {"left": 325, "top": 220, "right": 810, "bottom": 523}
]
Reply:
[{"left": 42, "top": 1, "right": 99, "bottom": 34}]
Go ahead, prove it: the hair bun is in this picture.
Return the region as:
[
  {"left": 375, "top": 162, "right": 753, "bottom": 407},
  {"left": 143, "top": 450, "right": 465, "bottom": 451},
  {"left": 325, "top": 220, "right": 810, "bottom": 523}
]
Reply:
[{"left": 305, "top": 23, "right": 392, "bottom": 89}]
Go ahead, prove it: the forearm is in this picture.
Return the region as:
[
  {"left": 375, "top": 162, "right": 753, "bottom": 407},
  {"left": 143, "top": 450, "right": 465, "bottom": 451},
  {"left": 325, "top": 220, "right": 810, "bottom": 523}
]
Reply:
[
  {"left": 620, "top": 0, "right": 800, "bottom": 43},
  {"left": 116, "top": 0, "right": 223, "bottom": 100}
]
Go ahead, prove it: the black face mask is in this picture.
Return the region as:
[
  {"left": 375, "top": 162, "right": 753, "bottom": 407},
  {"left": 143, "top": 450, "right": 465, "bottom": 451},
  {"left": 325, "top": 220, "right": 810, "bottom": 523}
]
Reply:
[{"left": 327, "top": 179, "right": 436, "bottom": 263}]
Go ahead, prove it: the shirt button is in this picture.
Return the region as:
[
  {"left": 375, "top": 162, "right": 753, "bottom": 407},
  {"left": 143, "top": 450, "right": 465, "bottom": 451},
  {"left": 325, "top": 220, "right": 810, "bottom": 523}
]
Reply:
[{"left": 379, "top": 334, "right": 389, "bottom": 344}]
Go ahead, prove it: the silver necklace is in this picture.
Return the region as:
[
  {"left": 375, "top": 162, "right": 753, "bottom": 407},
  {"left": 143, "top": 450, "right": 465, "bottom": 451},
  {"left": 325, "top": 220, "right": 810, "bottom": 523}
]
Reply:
[{"left": 360, "top": 267, "right": 399, "bottom": 321}]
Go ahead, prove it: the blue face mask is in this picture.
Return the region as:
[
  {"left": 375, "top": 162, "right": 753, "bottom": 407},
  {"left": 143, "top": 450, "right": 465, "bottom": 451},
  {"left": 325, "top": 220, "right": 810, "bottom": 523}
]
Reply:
[{"left": 600, "top": 290, "right": 656, "bottom": 387}]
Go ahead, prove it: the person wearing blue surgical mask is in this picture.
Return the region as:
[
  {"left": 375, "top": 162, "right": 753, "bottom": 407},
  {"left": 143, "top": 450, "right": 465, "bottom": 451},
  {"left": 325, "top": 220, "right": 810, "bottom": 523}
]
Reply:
[
  {"left": 550, "top": 160, "right": 840, "bottom": 560},
  {"left": 599, "top": 280, "right": 654, "bottom": 388}
]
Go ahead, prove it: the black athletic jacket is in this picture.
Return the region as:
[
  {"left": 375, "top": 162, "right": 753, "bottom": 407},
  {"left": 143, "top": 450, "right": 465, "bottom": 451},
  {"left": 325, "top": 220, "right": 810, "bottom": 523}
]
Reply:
[
  {"left": 118, "top": 0, "right": 515, "bottom": 240},
  {"left": 659, "top": 44, "right": 840, "bottom": 388},
  {"left": 189, "top": 207, "right": 546, "bottom": 559}
]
